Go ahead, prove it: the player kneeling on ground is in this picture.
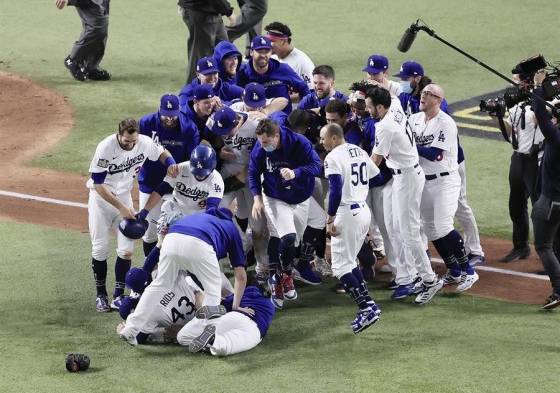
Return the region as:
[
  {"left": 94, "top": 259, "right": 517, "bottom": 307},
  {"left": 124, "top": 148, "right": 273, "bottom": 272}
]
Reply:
[
  {"left": 320, "top": 123, "right": 382, "bottom": 333},
  {"left": 178, "top": 284, "right": 275, "bottom": 356}
]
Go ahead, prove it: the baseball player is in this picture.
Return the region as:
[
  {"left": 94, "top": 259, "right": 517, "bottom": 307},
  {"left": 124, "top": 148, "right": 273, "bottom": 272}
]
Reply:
[
  {"left": 137, "top": 94, "right": 200, "bottom": 256},
  {"left": 298, "top": 65, "right": 349, "bottom": 112},
  {"left": 87, "top": 118, "right": 178, "bottom": 312},
  {"left": 207, "top": 107, "right": 270, "bottom": 281},
  {"left": 137, "top": 145, "right": 224, "bottom": 274},
  {"left": 178, "top": 285, "right": 275, "bottom": 356},
  {"left": 213, "top": 40, "right": 242, "bottom": 83},
  {"left": 363, "top": 54, "right": 402, "bottom": 97},
  {"left": 248, "top": 118, "right": 322, "bottom": 309},
  {"left": 235, "top": 35, "right": 310, "bottom": 114},
  {"left": 178, "top": 57, "right": 243, "bottom": 108},
  {"left": 320, "top": 123, "right": 381, "bottom": 333},
  {"left": 229, "top": 82, "right": 289, "bottom": 118},
  {"left": 119, "top": 208, "right": 249, "bottom": 345},
  {"left": 367, "top": 87, "right": 443, "bottom": 305},
  {"left": 408, "top": 84, "right": 479, "bottom": 292},
  {"left": 116, "top": 268, "right": 203, "bottom": 346},
  {"left": 325, "top": 99, "right": 363, "bottom": 147}
]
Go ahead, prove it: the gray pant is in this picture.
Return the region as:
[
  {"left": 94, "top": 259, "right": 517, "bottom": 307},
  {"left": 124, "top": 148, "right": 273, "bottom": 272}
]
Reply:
[
  {"left": 182, "top": 7, "right": 228, "bottom": 83},
  {"left": 226, "top": 0, "right": 267, "bottom": 50},
  {"left": 532, "top": 195, "right": 560, "bottom": 294},
  {"left": 69, "top": 0, "right": 109, "bottom": 71}
]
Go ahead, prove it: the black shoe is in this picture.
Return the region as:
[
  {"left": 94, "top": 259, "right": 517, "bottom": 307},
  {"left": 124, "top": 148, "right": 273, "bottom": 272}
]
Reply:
[
  {"left": 64, "top": 56, "right": 87, "bottom": 81},
  {"left": 499, "top": 247, "right": 530, "bottom": 263},
  {"left": 334, "top": 282, "right": 346, "bottom": 294},
  {"left": 542, "top": 293, "right": 560, "bottom": 310},
  {"left": 87, "top": 68, "right": 111, "bottom": 81}
]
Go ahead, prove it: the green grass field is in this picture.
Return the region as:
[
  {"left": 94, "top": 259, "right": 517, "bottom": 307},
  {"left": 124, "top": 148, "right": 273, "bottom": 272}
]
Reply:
[{"left": 1, "top": 1, "right": 560, "bottom": 392}]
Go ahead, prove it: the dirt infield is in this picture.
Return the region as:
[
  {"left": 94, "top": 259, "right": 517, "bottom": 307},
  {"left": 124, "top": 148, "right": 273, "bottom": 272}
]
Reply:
[{"left": 0, "top": 71, "right": 551, "bottom": 305}]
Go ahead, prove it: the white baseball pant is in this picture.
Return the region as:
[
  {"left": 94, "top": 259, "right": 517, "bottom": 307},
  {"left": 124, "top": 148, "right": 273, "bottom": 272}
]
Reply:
[
  {"left": 139, "top": 191, "right": 163, "bottom": 244},
  {"left": 455, "top": 161, "right": 484, "bottom": 256},
  {"left": 88, "top": 189, "right": 135, "bottom": 261},
  {"left": 367, "top": 180, "right": 397, "bottom": 276},
  {"left": 421, "top": 171, "right": 461, "bottom": 241},
  {"left": 177, "top": 311, "right": 261, "bottom": 356},
  {"left": 263, "top": 195, "right": 310, "bottom": 244}
]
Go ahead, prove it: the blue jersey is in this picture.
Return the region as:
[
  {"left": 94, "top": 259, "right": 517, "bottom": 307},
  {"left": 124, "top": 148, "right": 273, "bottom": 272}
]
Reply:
[
  {"left": 298, "top": 90, "right": 349, "bottom": 111},
  {"left": 248, "top": 126, "right": 321, "bottom": 204},
  {"left": 222, "top": 286, "right": 275, "bottom": 338},
  {"left": 178, "top": 79, "right": 243, "bottom": 109},
  {"left": 138, "top": 112, "right": 200, "bottom": 193},
  {"left": 213, "top": 41, "right": 242, "bottom": 84},
  {"left": 344, "top": 120, "right": 363, "bottom": 147},
  {"left": 235, "top": 58, "right": 310, "bottom": 114},
  {"left": 363, "top": 118, "right": 392, "bottom": 187},
  {"left": 168, "top": 212, "right": 245, "bottom": 267}
]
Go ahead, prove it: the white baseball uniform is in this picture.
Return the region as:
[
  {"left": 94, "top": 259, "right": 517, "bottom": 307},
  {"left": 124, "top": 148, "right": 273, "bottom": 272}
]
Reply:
[
  {"left": 87, "top": 134, "right": 164, "bottom": 260},
  {"left": 372, "top": 100, "right": 437, "bottom": 285},
  {"left": 325, "top": 143, "right": 379, "bottom": 278},
  {"left": 455, "top": 160, "right": 484, "bottom": 256},
  {"left": 157, "top": 162, "right": 224, "bottom": 238},
  {"left": 409, "top": 110, "right": 461, "bottom": 241},
  {"left": 272, "top": 47, "right": 315, "bottom": 89},
  {"left": 120, "top": 273, "right": 200, "bottom": 339}
]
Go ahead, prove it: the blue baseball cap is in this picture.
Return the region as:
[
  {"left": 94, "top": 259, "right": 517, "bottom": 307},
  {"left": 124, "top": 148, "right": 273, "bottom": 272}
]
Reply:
[
  {"left": 394, "top": 61, "right": 424, "bottom": 79},
  {"left": 193, "top": 84, "right": 215, "bottom": 100},
  {"left": 125, "top": 268, "right": 149, "bottom": 293},
  {"left": 196, "top": 57, "right": 219, "bottom": 75},
  {"left": 159, "top": 94, "right": 180, "bottom": 117},
  {"left": 251, "top": 35, "right": 272, "bottom": 51},
  {"left": 211, "top": 107, "right": 239, "bottom": 135},
  {"left": 362, "top": 54, "right": 389, "bottom": 74},
  {"left": 243, "top": 82, "right": 266, "bottom": 108}
]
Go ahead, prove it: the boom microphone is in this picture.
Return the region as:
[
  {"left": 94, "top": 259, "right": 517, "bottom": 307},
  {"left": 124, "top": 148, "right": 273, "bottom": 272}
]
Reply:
[{"left": 397, "top": 23, "right": 419, "bottom": 53}]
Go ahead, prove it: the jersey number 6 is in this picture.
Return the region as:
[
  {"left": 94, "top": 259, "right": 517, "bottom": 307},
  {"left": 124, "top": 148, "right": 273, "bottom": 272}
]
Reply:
[{"left": 351, "top": 162, "right": 368, "bottom": 186}]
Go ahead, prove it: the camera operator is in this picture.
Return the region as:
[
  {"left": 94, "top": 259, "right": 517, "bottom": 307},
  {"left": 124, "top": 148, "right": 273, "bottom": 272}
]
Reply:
[
  {"left": 490, "top": 72, "right": 544, "bottom": 263},
  {"left": 531, "top": 70, "right": 560, "bottom": 309}
]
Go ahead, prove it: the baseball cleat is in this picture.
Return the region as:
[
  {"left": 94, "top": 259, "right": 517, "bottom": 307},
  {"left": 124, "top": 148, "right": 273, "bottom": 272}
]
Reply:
[
  {"left": 391, "top": 283, "right": 415, "bottom": 299},
  {"left": 195, "top": 305, "right": 227, "bottom": 320},
  {"left": 334, "top": 282, "right": 346, "bottom": 294},
  {"left": 110, "top": 295, "right": 124, "bottom": 311},
  {"left": 414, "top": 278, "right": 444, "bottom": 305},
  {"left": 542, "top": 293, "right": 560, "bottom": 310},
  {"left": 499, "top": 247, "right": 530, "bottom": 263},
  {"left": 468, "top": 253, "right": 486, "bottom": 266},
  {"left": 313, "top": 257, "right": 333, "bottom": 277},
  {"left": 189, "top": 324, "right": 216, "bottom": 353},
  {"left": 442, "top": 270, "right": 462, "bottom": 286},
  {"left": 456, "top": 271, "right": 479, "bottom": 292},
  {"left": 96, "top": 295, "right": 110, "bottom": 312},
  {"left": 269, "top": 274, "right": 284, "bottom": 309},
  {"left": 387, "top": 279, "right": 398, "bottom": 290},
  {"left": 282, "top": 274, "right": 298, "bottom": 300},
  {"left": 351, "top": 305, "right": 381, "bottom": 334},
  {"left": 292, "top": 263, "right": 322, "bottom": 285},
  {"left": 119, "top": 329, "right": 138, "bottom": 347},
  {"left": 64, "top": 56, "right": 87, "bottom": 81},
  {"left": 255, "top": 271, "right": 269, "bottom": 287},
  {"left": 87, "top": 68, "right": 111, "bottom": 81}
]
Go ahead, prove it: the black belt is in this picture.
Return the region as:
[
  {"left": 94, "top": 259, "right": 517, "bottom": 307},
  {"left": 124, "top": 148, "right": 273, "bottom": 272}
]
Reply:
[
  {"left": 390, "top": 163, "right": 419, "bottom": 175},
  {"left": 350, "top": 203, "right": 360, "bottom": 210},
  {"left": 425, "top": 172, "right": 449, "bottom": 181}
]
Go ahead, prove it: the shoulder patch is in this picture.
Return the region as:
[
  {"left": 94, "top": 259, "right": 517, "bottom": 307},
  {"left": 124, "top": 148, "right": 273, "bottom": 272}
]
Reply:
[{"left": 97, "top": 158, "right": 109, "bottom": 168}]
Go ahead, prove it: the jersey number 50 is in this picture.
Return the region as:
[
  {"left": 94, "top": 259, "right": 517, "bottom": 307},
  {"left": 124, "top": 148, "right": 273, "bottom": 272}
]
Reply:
[{"left": 351, "top": 162, "right": 368, "bottom": 186}]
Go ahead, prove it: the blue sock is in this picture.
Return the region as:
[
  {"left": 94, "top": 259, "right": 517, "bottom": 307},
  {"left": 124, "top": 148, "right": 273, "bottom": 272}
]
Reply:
[
  {"left": 114, "top": 257, "right": 131, "bottom": 298},
  {"left": 433, "top": 235, "right": 461, "bottom": 274},
  {"left": 143, "top": 241, "right": 157, "bottom": 257},
  {"left": 279, "top": 233, "right": 297, "bottom": 274},
  {"left": 142, "top": 246, "right": 160, "bottom": 275},
  {"left": 341, "top": 271, "right": 373, "bottom": 310},
  {"left": 443, "top": 230, "right": 472, "bottom": 273},
  {"left": 91, "top": 258, "right": 107, "bottom": 296},
  {"left": 268, "top": 237, "right": 281, "bottom": 276}
]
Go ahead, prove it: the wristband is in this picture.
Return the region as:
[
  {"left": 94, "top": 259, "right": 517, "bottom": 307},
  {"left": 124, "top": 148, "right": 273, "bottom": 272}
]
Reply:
[
  {"left": 138, "top": 209, "right": 149, "bottom": 221},
  {"left": 164, "top": 156, "right": 176, "bottom": 168}
]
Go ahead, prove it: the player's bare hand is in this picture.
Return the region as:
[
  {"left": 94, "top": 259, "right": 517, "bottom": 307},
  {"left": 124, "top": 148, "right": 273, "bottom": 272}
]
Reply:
[
  {"left": 327, "top": 221, "right": 338, "bottom": 237},
  {"left": 280, "top": 168, "right": 295, "bottom": 180},
  {"left": 219, "top": 146, "right": 236, "bottom": 161},
  {"left": 55, "top": 0, "right": 67, "bottom": 9},
  {"left": 534, "top": 69, "right": 546, "bottom": 86},
  {"left": 212, "top": 96, "right": 224, "bottom": 110},
  {"left": 167, "top": 164, "right": 180, "bottom": 178},
  {"left": 252, "top": 196, "right": 264, "bottom": 220},
  {"left": 119, "top": 206, "right": 136, "bottom": 220},
  {"left": 235, "top": 306, "right": 255, "bottom": 317}
]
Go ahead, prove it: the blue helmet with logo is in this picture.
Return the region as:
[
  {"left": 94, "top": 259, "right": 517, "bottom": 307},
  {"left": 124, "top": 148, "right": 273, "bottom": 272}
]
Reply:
[{"left": 190, "top": 144, "right": 217, "bottom": 179}]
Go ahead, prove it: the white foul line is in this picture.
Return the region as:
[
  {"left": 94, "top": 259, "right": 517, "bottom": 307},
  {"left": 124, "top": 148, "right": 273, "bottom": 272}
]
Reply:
[
  {"left": 431, "top": 257, "right": 548, "bottom": 281},
  {"left": 0, "top": 189, "right": 87, "bottom": 209},
  {"left": 0, "top": 188, "right": 551, "bottom": 282}
]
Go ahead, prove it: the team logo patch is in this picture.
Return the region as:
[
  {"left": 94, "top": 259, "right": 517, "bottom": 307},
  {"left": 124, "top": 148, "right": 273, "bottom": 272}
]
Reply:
[
  {"left": 214, "top": 184, "right": 222, "bottom": 193},
  {"left": 261, "top": 38, "right": 266, "bottom": 45},
  {"left": 207, "top": 60, "right": 213, "bottom": 67},
  {"left": 438, "top": 130, "right": 446, "bottom": 142},
  {"left": 253, "top": 92, "right": 259, "bottom": 101},
  {"left": 217, "top": 120, "right": 223, "bottom": 128},
  {"left": 197, "top": 162, "right": 203, "bottom": 169},
  {"left": 97, "top": 158, "right": 109, "bottom": 168},
  {"left": 369, "top": 59, "right": 375, "bottom": 67},
  {"left": 167, "top": 100, "right": 173, "bottom": 109}
]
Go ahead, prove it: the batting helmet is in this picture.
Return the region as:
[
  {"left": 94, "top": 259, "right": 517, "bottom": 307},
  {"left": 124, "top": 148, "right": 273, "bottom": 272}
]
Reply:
[
  {"left": 125, "top": 268, "right": 150, "bottom": 293},
  {"left": 118, "top": 218, "right": 148, "bottom": 240},
  {"left": 190, "top": 144, "right": 217, "bottom": 179}
]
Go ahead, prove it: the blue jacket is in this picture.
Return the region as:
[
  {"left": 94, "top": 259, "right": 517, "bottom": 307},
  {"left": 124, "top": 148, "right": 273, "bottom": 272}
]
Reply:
[
  {"left": 298, "top": 90, "right": 349, "bottom": 111},
  {"left": 178, "top": 78, "right": 243, "bottom": 109},
  {"left": 248, "top": 126, "right": 321, "bottom": 204},
  {"left": 213, "top": 41, "right": 242, "bottom": 83},
  {"left": 344, "top": 120, "right": 363, "bottom": 147},
  {"left": 138, "top": 112, "right": 200, "bottom": 193},
  {"left": 222, "top": 286, "right": 275, "bottom": 338},
  {"left": 235, "top": 58, "right": 310, "bottom": 114}
]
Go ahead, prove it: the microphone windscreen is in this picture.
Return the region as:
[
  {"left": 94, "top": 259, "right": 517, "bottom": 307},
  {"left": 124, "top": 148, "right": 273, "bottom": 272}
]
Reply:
[{"left": 397, "top": 26, "right": 417, "bottom": 53}]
